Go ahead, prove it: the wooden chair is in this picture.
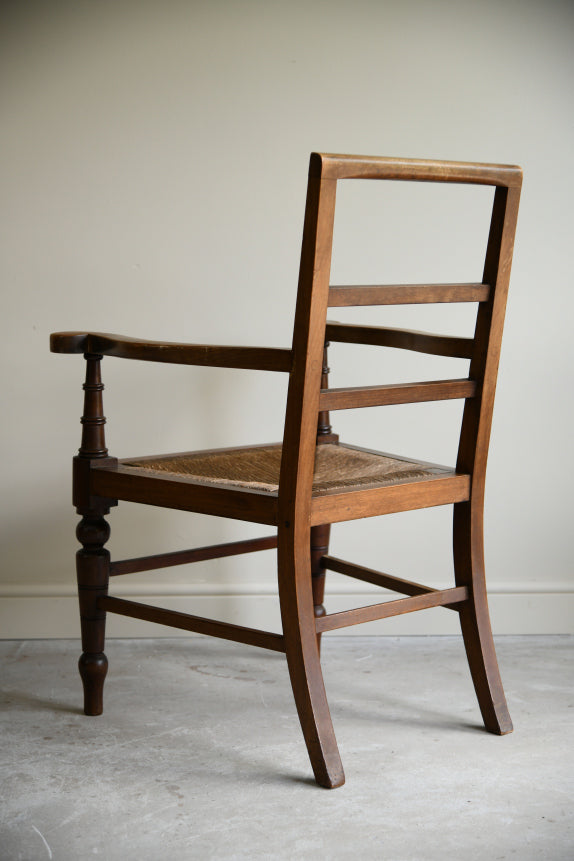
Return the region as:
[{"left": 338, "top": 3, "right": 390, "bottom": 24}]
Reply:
[{"left": 51, "top": 152, "right": 522, "bottom": 788}]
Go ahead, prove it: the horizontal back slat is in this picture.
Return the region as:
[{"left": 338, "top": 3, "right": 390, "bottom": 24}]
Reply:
[
  {"left": 326, "top": 322, "right": 474, "bottom": 359},
  {"left": 319, "top": 379, "right": 476, "bottom": 411},
  {"left": 328, "top": 283, "right": 490, "bottom": 306}
]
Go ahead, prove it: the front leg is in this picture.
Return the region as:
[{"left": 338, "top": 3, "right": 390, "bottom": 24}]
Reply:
[
  {"left": 76, "top": 505, "right": 110, "bottom": 715},
  {"left": 73, "top": 353, "right": 116, "bottom": 715}
]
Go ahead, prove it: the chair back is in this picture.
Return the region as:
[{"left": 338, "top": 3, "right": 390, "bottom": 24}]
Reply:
[{"left": 279, "top": 153, "right": 522, "bottom": 516}]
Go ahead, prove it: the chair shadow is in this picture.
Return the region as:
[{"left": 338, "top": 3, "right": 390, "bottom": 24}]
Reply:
[
  {"left": 329, "top": 694, "right": 486, "bottom": 735},
  {"left": 0, "top": 688, "right": 83, "bottom": 715}
]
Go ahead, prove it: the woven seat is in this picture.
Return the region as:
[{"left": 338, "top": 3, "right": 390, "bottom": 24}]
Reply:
[
  {"left": 51, "top": 152, "right": 522, "bottom": 789},
  {"left": 123, "top": 443, "right": 444, "bottom": 495}
]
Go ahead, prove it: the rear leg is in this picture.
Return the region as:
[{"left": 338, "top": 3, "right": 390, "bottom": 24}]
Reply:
[
  {"left": 278, "top": 523, "right": 345, "bottom": 788},
  {"left": 453, "top": 501, "right": 512, "bottom": 734}
]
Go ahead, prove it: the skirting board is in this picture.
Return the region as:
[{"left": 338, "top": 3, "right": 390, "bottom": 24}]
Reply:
[{"left": 1, "top": 581, "right": 573, "bottom": 638}]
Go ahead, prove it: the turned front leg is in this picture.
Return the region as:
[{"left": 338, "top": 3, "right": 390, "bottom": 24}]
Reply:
[
  {"left": 76, "top": 509, "right": 110, "bottom": 715},
  {"left": 74, "top": 353, "right": 115, "bottom": 715}
]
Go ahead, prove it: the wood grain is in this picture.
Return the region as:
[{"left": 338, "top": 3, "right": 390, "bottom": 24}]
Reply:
[
  {"left": 110, "top": 535, "right": 277, "bottom": 576},
  {"left": 277, "top": 170, "right": 345, "bottom": 788},
  {"left": 311, "top": 473, "right": 470, "bottom": 525},
  {"left": 99, "top": 596, "right": 286, "bottom": 652},
  {"left": 328, "top": 283, "right": 490, "bottom": 306},
  {"left": 450, "top": 181, "right": 522, "bottom": 736},
  {"left": 322, "top": 556, "right": 437, "bottom": 597},
  {"left": 50, "top": 332, "right": 292, "bottom": 372},
  {"left": 319, "top": 379, "right": 476, "bottom": 411},
  {"left": 90, "top": 461, "right": 279, "bottom": 525},
  {"left": 311, "top": 152, "right": 522, "bottom": 186},
  {"left": 316, "top": 586, "right": 468, "bottom": 632},
  {"left": 326, "top": 321, "right": 474, "bottom": 358}
]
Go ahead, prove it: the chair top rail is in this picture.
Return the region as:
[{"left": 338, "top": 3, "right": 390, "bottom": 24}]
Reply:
[
  {"left": 50, "top": 331, "right": 293, "bottom": 372},
  {"left": 311, "top": 152, "right": 522, "bottom": 187},
  {"left": 328, "top": 283, "right": 490, "bottom": 306}
]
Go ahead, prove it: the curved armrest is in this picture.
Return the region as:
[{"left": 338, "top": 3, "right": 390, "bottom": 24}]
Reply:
[{"left": 50, "top": 332, "right": 293, "bottom": 372}]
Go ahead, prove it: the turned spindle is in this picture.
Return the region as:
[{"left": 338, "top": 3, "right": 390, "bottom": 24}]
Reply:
[
  {"left": 78, "top": 353, "right": 108, "bottom": 459},
  {"left": 312, "top": 343, "right": 336, "bottom": 651},
  {"left": 75, "top": 353, "right": 111, "bottom": 715},
  {"left": 316, "top": 342, "right": 338, "bottom": 445}
]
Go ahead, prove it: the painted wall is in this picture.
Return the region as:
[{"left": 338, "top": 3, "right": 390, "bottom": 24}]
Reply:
[{"left": 2, "top": 0, "right": 573, "bottom": 637}]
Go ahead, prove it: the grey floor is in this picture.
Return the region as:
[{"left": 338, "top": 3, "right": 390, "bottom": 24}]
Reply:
[{"left": 1, "top": 636, "right": 572, "bottom": 861}]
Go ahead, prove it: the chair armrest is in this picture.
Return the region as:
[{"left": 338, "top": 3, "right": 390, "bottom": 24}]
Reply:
[{"left": 50, "top": 332, "right": 293, "bottom": 372}]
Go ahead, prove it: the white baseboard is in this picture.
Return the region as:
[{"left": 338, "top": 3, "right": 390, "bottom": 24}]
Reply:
[{"left": 1, "top": 581, "right": 572, "bottom": 638}]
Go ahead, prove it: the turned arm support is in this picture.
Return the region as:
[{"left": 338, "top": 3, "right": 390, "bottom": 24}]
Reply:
[{"left": 50, "top": 332, "right": 293, "bottom": 372}]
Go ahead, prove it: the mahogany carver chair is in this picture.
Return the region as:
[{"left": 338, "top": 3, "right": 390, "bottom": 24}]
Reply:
[{"left": 51, "top": 153, "right": 522, "bottom": 789}]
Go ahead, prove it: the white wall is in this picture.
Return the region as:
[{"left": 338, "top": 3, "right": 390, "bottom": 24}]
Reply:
[{"left": 2, "top": 0, "right": 573, "bottom": 638}]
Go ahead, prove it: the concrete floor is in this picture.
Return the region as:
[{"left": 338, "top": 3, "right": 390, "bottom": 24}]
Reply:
[{"left": 0, "top": 636, "right": 572, "bottom": 861}]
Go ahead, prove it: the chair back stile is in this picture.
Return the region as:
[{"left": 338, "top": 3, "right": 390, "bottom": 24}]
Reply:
[
  {"left": 457, "top": 184, "right": 522, "bottom": 498},
  {"left": 278, "top": 165, "right": 338, "bottom": 520}
]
